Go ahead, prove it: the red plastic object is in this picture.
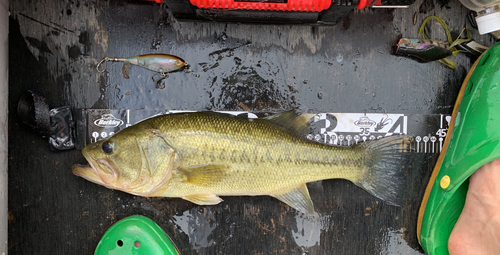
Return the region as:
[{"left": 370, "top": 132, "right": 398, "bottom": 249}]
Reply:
[
  {"left": 189, "top": 0, "right": 332, "bottom": 12},
  {"left": 358, "top": 0, "right": 409, "bottom": 9},
  {"left": 357, "top": 0, "right": 367, "bottom": 9}
]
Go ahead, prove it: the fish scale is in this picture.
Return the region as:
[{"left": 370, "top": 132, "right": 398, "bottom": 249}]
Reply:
[{"left": 159, "top": 113, "right": 371, "bottom": 192}]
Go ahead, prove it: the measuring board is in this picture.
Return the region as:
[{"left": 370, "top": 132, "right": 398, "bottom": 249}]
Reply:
[{"left": 75, "top": 109, "right": 451, "bottom": 154}]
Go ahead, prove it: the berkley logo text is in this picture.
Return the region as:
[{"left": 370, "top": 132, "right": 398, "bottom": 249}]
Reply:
[
  {"left": 354, "top": 116, "right": 376, "bottom": 128},
  {"left": 94, "top": 114, "right": 124, "bottom": 128}
]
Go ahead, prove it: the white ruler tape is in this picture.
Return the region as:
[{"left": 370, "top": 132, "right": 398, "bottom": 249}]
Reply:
[{"left": 80, "top": 110, "right": 451, "bottom": 154}]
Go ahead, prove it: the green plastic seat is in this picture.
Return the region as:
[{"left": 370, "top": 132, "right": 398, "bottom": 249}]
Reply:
[{"left": 95, "top": 215, "right": 180, "bottom": 255}]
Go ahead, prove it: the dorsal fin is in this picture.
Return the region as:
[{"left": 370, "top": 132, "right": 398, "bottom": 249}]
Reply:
[{"left": 263, "top": 110, "right": 315, "bottom": 137}]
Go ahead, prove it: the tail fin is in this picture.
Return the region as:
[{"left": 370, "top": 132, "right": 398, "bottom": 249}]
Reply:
[{"left": 353, "top": 136, "right": 412, "bottom": 206}]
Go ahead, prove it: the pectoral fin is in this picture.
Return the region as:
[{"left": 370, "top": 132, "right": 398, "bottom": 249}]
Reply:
[
  {"left": 272, "top": 184, "right": 315, "bottom": 215},
  {"left": 179, "top": 165, "right": 229, "bottom": 186},
  {"left": 182, "top": 194, "right": 223, "bottom": 205}
]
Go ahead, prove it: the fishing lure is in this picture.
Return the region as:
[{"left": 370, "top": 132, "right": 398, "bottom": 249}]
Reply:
[
  {"left": 395, "top": 38, "right": 453, "bottom": 62},
  {"left": 96, "top": 54, "right": 189, "bottom": 81}
]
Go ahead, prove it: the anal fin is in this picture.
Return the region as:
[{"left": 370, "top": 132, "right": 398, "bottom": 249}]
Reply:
[
  {"left": 272, "top": 184, "right": 315, "bottom": 215},
  {"left": 182, "top": 194, "right": 223, "bottom": 205}
]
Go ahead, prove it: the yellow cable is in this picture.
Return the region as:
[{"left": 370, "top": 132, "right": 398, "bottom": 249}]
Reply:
[{"left": 418, "top": 16, "right": 471, "bottom": 69}]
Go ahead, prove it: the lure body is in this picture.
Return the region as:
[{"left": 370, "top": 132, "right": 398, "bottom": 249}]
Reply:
[{"left": 120, "top": 54, "right": 187, "bottom": 79}]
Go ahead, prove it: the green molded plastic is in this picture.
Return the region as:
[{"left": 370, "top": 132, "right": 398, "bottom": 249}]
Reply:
[
  {"left": 94, "top": 215, "right": 179, "bottom": 255},
  {"left": 419, "top": 42, "right": 500, "bottom": 255}
]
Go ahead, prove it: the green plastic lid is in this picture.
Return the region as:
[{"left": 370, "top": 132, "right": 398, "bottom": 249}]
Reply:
[{"left": 95, "top": 215, "right": 179, "bottom": 255}]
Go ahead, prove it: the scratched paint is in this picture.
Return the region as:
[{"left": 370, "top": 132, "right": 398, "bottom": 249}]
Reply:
[
  {"left": 171, "top": 208, "right": 218, "bottom": 250},
  {"left": 292, "top": 213, "right": 332, "bottom": 249},
  {"left": 379, "top": 228, "right": 423, "bottom": 255}
]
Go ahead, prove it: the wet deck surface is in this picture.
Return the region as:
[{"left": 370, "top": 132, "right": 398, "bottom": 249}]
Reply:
[{"left": 8, "top": 0, "right": 499, "bottom": 254}]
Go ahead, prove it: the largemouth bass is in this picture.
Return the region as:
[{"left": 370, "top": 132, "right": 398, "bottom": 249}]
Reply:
[{"left": 72, "top": 111, "right": 410, "bottom": 214}]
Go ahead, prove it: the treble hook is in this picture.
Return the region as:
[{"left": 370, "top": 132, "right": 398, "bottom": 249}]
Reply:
[
  {"left": 152, "top": 72, "right": 168, "bottom": 82},
  {"left": 96, "top": 57, "right": 116, "bottom": 73}
]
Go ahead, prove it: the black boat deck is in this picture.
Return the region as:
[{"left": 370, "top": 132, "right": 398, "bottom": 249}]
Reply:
[{"left": 8, "top": 0, "right": 498, "bottom": 254}]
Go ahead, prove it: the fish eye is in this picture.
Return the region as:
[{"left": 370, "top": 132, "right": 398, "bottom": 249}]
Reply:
[
  {"left": 175, "top": 60, "right": 183, "bottom": 66},
  {"left": 102, "top": 141, "right": 114, "bottom": 154}
]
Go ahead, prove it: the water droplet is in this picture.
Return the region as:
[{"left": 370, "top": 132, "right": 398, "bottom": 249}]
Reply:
[
  {"left": 336, "top": 54, "right": 343, "bottom": 63},
  {"left": 317, "top": 92, "right": 323, "bottom": 99}
]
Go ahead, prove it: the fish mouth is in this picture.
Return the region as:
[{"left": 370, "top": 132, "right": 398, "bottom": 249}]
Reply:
[
  {"left": 72, "top": 162, "right": 105, "bottom": 185},
  {"left": 72, "top": 149, "right": 108, "bottom": 186}
]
